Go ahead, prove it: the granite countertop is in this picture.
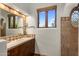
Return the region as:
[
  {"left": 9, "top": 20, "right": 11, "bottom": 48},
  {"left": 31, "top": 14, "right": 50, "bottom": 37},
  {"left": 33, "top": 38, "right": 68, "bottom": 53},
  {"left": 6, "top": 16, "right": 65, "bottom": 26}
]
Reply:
[{"left": 7, "top": 35, "right": 35, "bottom": 50}]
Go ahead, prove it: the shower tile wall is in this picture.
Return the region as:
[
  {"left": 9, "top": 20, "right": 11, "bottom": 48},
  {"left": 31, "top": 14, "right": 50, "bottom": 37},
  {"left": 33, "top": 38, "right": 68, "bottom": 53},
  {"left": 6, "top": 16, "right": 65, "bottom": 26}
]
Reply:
[{"left": 61, "top": 17, "right": 78, "bottom": 56}]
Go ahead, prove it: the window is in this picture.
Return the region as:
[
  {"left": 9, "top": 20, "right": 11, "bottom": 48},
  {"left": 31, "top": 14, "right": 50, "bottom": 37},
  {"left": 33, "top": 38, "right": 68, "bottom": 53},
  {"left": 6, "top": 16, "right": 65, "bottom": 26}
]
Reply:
[
  {"left": 70, "top": 4, "right": 79, "bottom": 27},
  {"left": 37, "top": 6, "right": 57, "bottom": 28},
  {"left": 8, "top": 14, "right": 19, "bottom": 29}
]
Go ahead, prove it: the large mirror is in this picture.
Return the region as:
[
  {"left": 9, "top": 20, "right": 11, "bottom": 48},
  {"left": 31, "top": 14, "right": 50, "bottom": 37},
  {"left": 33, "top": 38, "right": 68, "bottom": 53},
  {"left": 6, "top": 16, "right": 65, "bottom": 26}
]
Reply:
[
  {"left": 70, "top": 4, "right": 79, "bottom": 27},
  {"left": 0, "top": 8, "right": 24, "bottom": 37}
]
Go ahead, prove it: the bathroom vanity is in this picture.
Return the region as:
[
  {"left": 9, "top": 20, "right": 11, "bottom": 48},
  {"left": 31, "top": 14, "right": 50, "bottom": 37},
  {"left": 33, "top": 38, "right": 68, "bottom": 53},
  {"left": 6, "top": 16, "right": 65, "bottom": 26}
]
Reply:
[
  {"left": 7, "top": 35, "right": 35, "bottom": 56},
  {"left": 8, "top": 38, "right": 35, "bottom": 56},
  {"left": 0, "top": 34, "right": 35, "bottom": 56}
]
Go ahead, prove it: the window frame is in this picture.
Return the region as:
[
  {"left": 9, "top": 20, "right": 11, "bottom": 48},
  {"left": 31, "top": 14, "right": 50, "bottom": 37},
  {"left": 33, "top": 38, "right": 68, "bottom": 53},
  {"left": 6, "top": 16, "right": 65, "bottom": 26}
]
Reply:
[{"left": 37, "top": 5, "right": 57, "bottom": 28}]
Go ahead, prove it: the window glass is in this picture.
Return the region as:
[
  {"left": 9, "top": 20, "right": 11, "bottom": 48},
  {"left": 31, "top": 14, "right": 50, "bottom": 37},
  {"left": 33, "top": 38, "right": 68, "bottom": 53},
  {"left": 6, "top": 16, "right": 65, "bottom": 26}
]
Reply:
[
  {"left": 48, "top": 9, "right": 56, "bottom": 27},
  {"left": 39, "top": 11, "right": 46, "bottom": 27}
]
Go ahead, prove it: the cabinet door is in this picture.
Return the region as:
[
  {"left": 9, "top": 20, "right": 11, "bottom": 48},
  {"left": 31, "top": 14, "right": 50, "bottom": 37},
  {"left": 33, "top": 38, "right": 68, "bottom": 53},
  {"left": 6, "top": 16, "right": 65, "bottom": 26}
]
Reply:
[
  {"left": 8, "top": 47, "right": 19, "bottom": 56},
  {"left": 19, "top": 39, "right": 35, "bottom": 56}
]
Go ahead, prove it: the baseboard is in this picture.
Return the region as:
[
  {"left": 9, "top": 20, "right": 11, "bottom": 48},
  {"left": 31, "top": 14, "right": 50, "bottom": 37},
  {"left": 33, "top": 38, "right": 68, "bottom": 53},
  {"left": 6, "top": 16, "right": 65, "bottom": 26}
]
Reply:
[
  {"left": 34, "top": 53, "right": 41, "bottom": 56},
  {"left": 34, "top": 52, "right": 46, "bottom": 56}
]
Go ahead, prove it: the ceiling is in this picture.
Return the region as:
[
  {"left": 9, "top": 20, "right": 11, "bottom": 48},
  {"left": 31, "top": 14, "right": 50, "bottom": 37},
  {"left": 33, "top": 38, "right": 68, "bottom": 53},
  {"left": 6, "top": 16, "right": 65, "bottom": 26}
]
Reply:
[
  {"left": 6, "top": 3, "right": 59, "bottom": 15},
  {"left": 5, "top": 3, "right": 77, "bottom": 16}
]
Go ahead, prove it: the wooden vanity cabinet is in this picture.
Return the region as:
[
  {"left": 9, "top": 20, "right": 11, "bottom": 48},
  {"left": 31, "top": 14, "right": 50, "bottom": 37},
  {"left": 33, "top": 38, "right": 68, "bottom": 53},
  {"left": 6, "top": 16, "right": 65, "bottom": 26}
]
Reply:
[{"left": 8, "top": 38, "right": 35, "bottom": 56}]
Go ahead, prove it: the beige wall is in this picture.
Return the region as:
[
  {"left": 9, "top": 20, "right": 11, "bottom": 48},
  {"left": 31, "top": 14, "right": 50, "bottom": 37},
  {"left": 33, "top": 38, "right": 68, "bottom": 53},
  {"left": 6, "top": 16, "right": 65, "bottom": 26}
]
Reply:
[
  {"left": 26, "top": 3, "right": 78, "bottom": 55},
  {"left": 26, "top": 3, "right": 64, "bottom": 55}
]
